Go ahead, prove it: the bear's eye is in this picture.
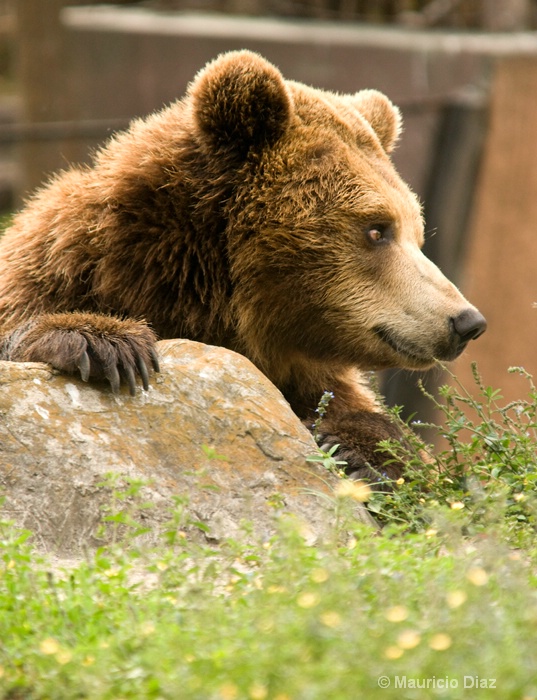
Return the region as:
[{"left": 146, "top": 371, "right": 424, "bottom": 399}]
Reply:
[{"left": 365, "top": 224, "right": 391, "bottom": 246}]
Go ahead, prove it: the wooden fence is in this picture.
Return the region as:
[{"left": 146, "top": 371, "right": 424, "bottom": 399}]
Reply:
[
  {"left": 1, "top": 0, "right": 537, "bottom": 43},
  {"left": 57, "top": 0, "right": 537, "bottom": 30}
]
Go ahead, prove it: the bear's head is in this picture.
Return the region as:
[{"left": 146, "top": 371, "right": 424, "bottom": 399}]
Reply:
[{"left": 189, "top": 51, "right": 485, "bottom": 378}]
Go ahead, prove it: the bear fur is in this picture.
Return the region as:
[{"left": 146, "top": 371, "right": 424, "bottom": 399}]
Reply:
[{"left": 0, "top": 51, "right": 486, "bottom": 483}]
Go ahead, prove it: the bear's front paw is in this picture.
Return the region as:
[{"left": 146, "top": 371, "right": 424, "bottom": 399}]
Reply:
[
  {"left": 318, "top": 438, "right": 402, "bottom": 489},
  {"left": 316, "top": 410, "right": 406, "bottom": 489},
  {"left": 6, "top": 313, "right": 160, "bottom": 395}
]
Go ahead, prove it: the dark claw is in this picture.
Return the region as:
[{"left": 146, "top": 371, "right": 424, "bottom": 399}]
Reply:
[
  {"left": 77, "top": 350, "right": 91, "bottom": 382},
  {"left": 136, "top": 355, "right": 150, "bottom": 391},
  {"left": 124, "top": 363, "right": 137, "bottom": 396},
  {"left": 150, "top": 348, "right": 160, "bottom": 373},
  {"left": 106, "top": 364, "right": 121, "bottom": 395}
]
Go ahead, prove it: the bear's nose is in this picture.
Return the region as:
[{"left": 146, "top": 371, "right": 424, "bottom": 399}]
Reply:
[{"left": 452, "top": 309, "right": 487, "bottom": 343}]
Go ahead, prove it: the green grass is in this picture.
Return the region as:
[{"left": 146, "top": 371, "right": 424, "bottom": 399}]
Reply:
[
  {"left": 0, "top": 212, "right": 13, "bottom": 236},
  {"left": 2, "top": 365, "right": 537, "bottom": 699}
]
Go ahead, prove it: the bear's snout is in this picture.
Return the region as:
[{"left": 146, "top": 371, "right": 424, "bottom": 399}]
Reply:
[
  {"left": 434, "top": 307, "right": 487, "bottom": 362},
  {"left": 451, "top": 308, "right": 487, "bottom": 344}
]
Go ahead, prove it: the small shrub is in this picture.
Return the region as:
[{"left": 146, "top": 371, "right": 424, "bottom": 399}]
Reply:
[{"left": 368, "top": 363, "right": 537, "bottom": 549}]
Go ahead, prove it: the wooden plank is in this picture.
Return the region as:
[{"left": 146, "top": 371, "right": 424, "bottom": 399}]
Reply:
[{"left": 456, "top": 57, "right": 537, "bottom": 401}]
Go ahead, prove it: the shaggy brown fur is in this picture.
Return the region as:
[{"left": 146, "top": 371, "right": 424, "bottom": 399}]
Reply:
[{"left": 0, "top": 51, "right": 486, "bottom": 482}]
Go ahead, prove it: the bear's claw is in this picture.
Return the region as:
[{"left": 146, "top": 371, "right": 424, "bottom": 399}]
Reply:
[
  {"left": 4, "top": 313, "right": 160, "bottom": 396},
  {"left": 149, "top": 347, "right": 161, "bottom": 374},
  {"left": 77, "top": 350, "right": 91, "bottom": 383},
  {"left": 81, "top": 335, "right": 159, "bottom": 396},
  {"left": 136, "top": 355, "right": 150, "bottom": 392}
]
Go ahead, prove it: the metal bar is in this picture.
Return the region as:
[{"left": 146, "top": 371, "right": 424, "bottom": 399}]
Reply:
[{"left": 0, "top": 117, "right": 131, "bottom": 143}]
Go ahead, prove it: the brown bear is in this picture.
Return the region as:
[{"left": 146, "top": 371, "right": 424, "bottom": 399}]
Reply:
[{"left": 0, "top": 50, "right": 486, "bottom": 484}]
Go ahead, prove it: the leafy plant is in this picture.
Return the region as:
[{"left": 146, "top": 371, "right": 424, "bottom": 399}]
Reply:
[
  {"left": 306, "top": 443, "right": 348, "bottom": 477},
  {"left": 368, "top": 363, "right": 537, "bottom": 548},
  {"left": 311, "top": 389, "right": 335, "bottom": 444}
]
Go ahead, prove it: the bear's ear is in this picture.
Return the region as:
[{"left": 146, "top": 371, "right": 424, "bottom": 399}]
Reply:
[
  {"left": 189, "top": 51, "right": 293, "bottom": 158},
  {"left": 350, "top": 89, "right": 402, "bottom": 154}
]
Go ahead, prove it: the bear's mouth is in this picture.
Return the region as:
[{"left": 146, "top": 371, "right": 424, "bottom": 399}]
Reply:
[{"left": 373, "top": 324, "right": 469, "bottom": 366}]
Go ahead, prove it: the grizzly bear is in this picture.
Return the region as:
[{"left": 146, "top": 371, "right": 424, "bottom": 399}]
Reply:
[{"left": 0, "top": 51, "right": 486, "bottom": 484}]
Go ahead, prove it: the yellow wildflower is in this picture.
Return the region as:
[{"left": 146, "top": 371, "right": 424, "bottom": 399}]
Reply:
[
  {"left": 385, "top": 605, "right": 409, "bottom": 622},
  {"left": 384, "top": 645, "right": 404, "bottom": 659},
  {"left": 219, "top": 682, "right": 239, "bottom": 700},
  {"left": 335, "top": 480, "right": 371, "bottom": 502},
  {"left": 320, "top": 611, "right": 342, "bottom": 628},
  {"left": 55, "top": 649, "right": 73, "bottom": 665},
  {"left": 446, "top": 590, "right": 467, "bottom": 609},
  {"left": 429, "top": 633, "right": 452, "bottom": 651},
  {"left": 297, "top": 591, "right": 320, "bottom": 608},
  {"left": 311, "top": 568, "right": 329, "bottom": 583},
  {"left": 249, "top": 683, "right": 268, "bottom": 699},
  {"left": 397, "top": 630, "right": 421, "bottom": 649},
  {"left": 467, "top": 567, "right": 489, "bottom": 586},
  {"left": 39, "top": 638, "right": 60, "bottom": 655}
]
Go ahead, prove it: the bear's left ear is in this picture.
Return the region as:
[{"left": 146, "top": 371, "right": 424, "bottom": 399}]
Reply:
[
  {"left": 189, "top": 50, "right": 293, "bottom": 158},
  {"left": 350, "top": 89, "right": 402, "bottom": 154}
]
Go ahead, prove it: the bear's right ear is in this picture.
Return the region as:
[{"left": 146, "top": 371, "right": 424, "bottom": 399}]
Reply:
[
  {"left": 189, "top": 51, "right": 293, "bottom": 158},
  {"left": 350, "top": 89, "right": 402, "bottom": 154}
]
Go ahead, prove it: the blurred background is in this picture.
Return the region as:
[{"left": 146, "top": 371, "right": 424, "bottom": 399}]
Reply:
[{"left": 2, "top": 0, "right": 537, "bottom": 432}]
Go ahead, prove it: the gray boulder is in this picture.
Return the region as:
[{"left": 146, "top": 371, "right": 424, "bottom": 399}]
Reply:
[{"left": 0, "top": 339, "right": 374, "bottom": 555}]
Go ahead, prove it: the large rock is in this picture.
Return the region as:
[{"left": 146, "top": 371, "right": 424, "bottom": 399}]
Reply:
[{"left": 0, "top": 339, "right": 371, "bottom": 554}]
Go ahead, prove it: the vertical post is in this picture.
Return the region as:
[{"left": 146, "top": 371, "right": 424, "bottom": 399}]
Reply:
[
  {"left": 422, "top": 92, "right": 488, "bottom": 286},
  {"left": 14, "top": 0, "right": 75, "bottom": 200},
  {"left": 457, "top": 57, "right": 537, "bottom": 402}
]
